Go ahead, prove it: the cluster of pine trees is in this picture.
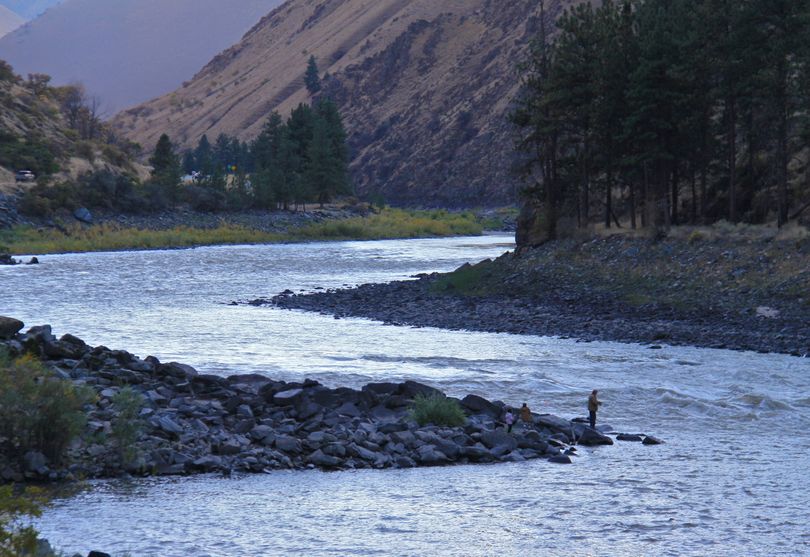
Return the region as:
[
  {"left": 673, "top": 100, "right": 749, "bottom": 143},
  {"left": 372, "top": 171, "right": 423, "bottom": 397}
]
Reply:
[
  {"left": 152, "top": 98, "right": 350, "bottom": 211},
  {"left": 513, "top": 0, "right": 810, "bottom": 239}
]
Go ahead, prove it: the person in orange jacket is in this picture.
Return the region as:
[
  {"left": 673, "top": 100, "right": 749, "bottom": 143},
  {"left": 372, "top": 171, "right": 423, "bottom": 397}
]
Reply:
[{"left": 520, "top": 402, "right": 532, "bottom": 428}]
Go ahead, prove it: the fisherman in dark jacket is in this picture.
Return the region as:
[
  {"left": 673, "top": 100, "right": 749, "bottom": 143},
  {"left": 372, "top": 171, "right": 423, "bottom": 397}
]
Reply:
[{"left": 588, "top": 390, "right": 601, "bottom": 429}]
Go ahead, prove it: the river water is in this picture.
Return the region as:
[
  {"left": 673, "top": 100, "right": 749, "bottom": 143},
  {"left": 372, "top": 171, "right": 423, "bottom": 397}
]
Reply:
[{"left": 1, "top": 235, "right": 808, "bottom": 556}]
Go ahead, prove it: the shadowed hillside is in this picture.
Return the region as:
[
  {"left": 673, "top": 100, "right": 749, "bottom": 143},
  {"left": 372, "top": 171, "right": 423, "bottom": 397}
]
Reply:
[
  {"left": 0, "top": 5, "right": 23, "bottom": 37},
  {"left": 114, "top": 0, "right": 576, "bottom": 207}
]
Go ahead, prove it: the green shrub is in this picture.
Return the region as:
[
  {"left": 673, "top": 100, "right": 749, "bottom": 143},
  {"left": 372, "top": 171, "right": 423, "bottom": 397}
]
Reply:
[
  {"left": 0, "top": 352, "right": 95, "bottom": 464},
  {"left": 0, "top": 486, "right": 44, "bottom": 557},
  {"left": 409, "top": 393, "right": 466, "bottom": 427},
  {"left": 687, "top": 230, "right": 705, "bottom": 244},
  {"left": 111, "top": 387, "right": 144, "bottom": 467}
]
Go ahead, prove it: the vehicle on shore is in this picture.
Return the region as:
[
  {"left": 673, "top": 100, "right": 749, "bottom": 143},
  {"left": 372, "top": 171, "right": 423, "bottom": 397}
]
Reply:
[{"left": 15, "top": 170, "right": 35, "bottom": 182}]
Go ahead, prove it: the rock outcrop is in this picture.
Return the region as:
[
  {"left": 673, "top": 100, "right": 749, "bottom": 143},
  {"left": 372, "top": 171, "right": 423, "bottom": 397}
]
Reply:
[{"left": 0, "top": 317, "right": 652, "bottom": 483}]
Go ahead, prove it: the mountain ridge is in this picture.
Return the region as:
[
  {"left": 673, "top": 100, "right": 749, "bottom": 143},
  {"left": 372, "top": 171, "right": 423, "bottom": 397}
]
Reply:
[
  {"left": 0, "top": 0, "right": 284, "bottom": 113},
  {"left": 0, "top": 4, "right": 23, "bottom": 37},
  {"left": 114, "top": 0, "right": 576, "bottom": 207}
]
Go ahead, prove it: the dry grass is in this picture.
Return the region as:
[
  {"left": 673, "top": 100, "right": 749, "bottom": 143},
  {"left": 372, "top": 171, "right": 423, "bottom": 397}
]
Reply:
[{"left": 0, "top": 208, "right": 485, "bottom": 255}]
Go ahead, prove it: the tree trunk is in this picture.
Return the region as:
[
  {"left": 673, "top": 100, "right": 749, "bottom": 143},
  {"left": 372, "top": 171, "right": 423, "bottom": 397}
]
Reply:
[
  {"left": 777, "top": 71, "right": 789, "bottom": 227},
  {"left": 630, "top": 180, "right": 637, "bottom": 229},
  {"left": 671, "top": 163, "right": 679, "bottom": 225},
  {"left": 700, "top": 168, "right": 707, "bottom": 223},
  {"left": 605, "top": 170, "right": 612, "bottom": 229},
  {"left": 728, "top": 97, "right": 738, "bottom": 222},
  {"left": 690, "top": 169, "right": 697, "bottom": 224},
  {"left": 641, "top": 162, "right": 649, "bottom": 228}
]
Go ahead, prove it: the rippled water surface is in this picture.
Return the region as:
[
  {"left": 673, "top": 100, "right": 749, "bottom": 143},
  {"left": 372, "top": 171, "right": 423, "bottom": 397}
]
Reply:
[{"left": 2, "top": 235, "right": 808, "bottom": 556}]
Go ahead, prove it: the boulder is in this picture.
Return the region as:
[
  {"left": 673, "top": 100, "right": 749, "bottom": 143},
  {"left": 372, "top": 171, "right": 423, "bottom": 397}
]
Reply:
[
  {"left": 643, "top": 435, "right": 664, "bottom": 445},
  {"left": 323, "top": 443, "right": 347, "bottom": 457},
  {"left": 576, "top": 428, "right": 614, "bottom": 446},
  {"left": 392, "top": 429, "right": 417, "bottom": 445},
  {"left": 616, "top": 433, "right": 644, "bottom": 442},
  {"left": 548, "top": 454, "right": 572, "bottom": 464},
  {"left": 160, "top": 362, "right": 198, "bottom": 380},
  {"left": 192, "top": 455, "right": 223, "bottom": 471},
  {"left": 25, "top": 325, "right": 56, "bottom": 345},
  {"left": 460, "top": 444, "right": 494, "bottom": 462},
  {"left": 479, "top": 430, "right": 518, "bottom": 451},
  {"left": 0, "top": 316, "right": 24, "bottom": 339},
  {"left": 399, "top": 380, "right": 443, "bottom": 400},
  {"left": 335, "top": 402, "right": 362, "bottom": 417},
  {"left": 516, "top": 430, "right": 549, "bottom": 452},
  {"left": 23, "top": 451, "right": 48, "bottom": 474},
  {"left": 155, "top": 416, "right": 184, "bottom": 436},
  {"left": 395, "top": 456, "right": 417, "bottom": 468},
  {"left": 275, "top": 435, "right": 303, "bottom": 454},
  {"left": 416, "top": 445, "right": 449, "bottom": 465},
  {"left": 460, "top": 394, "right": 502, "bottom": 418},
  {"left": 378, "top": 421, "right": 408, "bottom": 434},
  {"left": 273, "top": 388, "right": 304, "bottom": 405},
  {"left": 349, "top": 443, "right": 378, "bottom": 462},
  {"left": 535, "top": 414, "right": 574, "bottom": 435},
  {"left": 362, "top": 382, "right": 399, "bottom": 396},
  {"left": 308, "top": 449, "right": 341, "bottom": 468},
  {"left": 73, "top": 207, "right": 93, "bottom": 224}
]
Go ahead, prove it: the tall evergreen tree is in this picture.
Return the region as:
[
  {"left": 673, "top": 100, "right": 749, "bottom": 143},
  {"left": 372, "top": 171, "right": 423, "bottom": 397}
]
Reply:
[
  {"left": 149, "top": 133, "right": 181, "bottom": 204},
  {"left": 305, "top": 55, "right": 322, "bottom": 95}
]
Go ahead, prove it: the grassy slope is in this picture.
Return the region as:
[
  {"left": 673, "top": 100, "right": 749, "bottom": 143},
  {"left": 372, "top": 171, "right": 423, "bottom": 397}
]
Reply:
[{"left": 432, "top": 223, "right": 810, "bottom": 322}]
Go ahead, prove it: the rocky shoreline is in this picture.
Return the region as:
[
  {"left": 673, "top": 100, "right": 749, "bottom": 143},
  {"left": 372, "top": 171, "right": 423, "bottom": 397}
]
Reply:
[
  {"left": 0, "top": 317, "right": 660, "bottom": 485},
  {"left": 256, "top": 235, "right": 810, "bottom": 356}
]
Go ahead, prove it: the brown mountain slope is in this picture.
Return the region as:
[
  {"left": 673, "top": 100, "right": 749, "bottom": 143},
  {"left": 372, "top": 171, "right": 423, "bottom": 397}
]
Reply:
[{"left": 113, "top": 0, "right": 573, "bottom": 206}]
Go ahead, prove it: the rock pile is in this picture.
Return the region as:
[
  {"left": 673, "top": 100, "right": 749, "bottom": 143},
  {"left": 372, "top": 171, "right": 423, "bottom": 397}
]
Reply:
[{"left": 0, "top": 319, "right": 650, "bottom": 484}]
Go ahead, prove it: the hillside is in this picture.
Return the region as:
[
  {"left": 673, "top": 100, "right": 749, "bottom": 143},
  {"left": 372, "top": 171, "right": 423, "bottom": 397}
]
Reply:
[
  {"left": 0, "top": 5, "right": 23, "bottom": 37},
  {"left": 0, "top": 0, "right": 284, "bottom": 113},
  {"left": 0, "top": 64, "right": 143, "bottom": 199},
  {"left": 0, "top": 0, "right": 62, "bottom": 20},
  {"left": 113, "top": 0, "right": 575, "bottom": 207}
]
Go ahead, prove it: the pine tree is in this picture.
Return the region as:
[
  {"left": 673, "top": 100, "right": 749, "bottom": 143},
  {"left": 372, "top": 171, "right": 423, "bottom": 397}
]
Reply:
[
  {"left": 149, "top": 133, "right": 181, "bottom": 204},
  {"left": 193, "top": 134, "right": 214, "bottom": 176},
  {"left": 305, "top": 55, "right": 322, "bottom": 95},
  {"left": 511, "top": 0, "right": 563, "bottom": 241}
]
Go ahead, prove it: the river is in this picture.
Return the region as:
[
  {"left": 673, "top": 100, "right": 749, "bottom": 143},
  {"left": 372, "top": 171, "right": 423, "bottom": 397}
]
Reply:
[{"left": 2, "top": 234, "right": 808, "bottom": 556}]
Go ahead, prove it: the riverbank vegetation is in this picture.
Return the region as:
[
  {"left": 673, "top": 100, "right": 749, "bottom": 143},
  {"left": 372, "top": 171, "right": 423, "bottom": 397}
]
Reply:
[
  {"left": 0, "top": 485, "right": 44, "bottom": 557},
  {"left": 409, "top": 394, "right": 467, "bottom": 427},
  {"left": 0, "top": 208, "right": 488, "bottom": 255},
  {"left": 514, "top": 0, "right": 810, "bottom": 242},
  {"left": 0, "top": 351, "right": 94, "bottom": 465}
]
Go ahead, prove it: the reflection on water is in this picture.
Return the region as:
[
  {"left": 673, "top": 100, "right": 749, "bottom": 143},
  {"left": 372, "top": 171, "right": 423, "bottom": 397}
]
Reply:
[{"left": 2, "top": 235, "right": 808, "bottom": 556}]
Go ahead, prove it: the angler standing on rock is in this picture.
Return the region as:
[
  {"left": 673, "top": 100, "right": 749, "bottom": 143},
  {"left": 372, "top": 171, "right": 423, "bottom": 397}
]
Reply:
[
  {"left": 588, "top": 390, "right": 602, "bottom": 429},
  {"left": 520, "top": 402, "right": 533, "bottom": 429}
]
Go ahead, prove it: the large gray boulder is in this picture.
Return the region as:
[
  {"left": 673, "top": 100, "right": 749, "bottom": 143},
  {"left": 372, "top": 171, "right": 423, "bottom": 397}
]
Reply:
[
  {"left": 0, "top": 316, "right": 23, "bottom": 339},
  {"left": 535, "top": 414, "right": 574, "bottom": 434},
  {"left": 576, "top": 427, "right": 614, "bottom": 446},
  {"left": 308, "top": 449, "right": 341, "bottom": 468},
  {"left": 399, "top": 380, "right": 443, "bottom": 399},
  {"left": 460, "top": 394, "right": 502, "bottom": 418},
  {"left": 73, "top": 207, "right": 93, "bottom": 224},
  {"left": 275, "top": 435, "right": 302, "bottom": 454},
  {"left": 416, "top": 445, "right": 449, "bottom": 465},
  {"left": 479, "top": 429, "right": 518, "bottom": 452}
]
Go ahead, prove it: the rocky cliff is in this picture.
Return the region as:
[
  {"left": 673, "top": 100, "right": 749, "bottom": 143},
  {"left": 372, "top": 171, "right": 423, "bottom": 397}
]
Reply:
[{"left": 113, "top": 0, "right": 575, "bottom": 207}]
